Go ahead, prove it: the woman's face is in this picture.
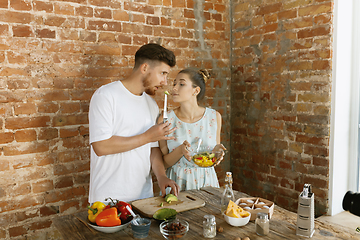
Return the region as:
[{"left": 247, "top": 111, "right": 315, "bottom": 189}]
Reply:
[{"left": 172, "top": 73, "right": 198, "bottom": 102}]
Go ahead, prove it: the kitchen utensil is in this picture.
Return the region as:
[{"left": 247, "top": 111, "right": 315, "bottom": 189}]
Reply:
[
  {"left": 126, "top": 205, "right": 140, "bottom": 225},
  {"left": 296, "top": 183, "right": 315, "bottom": 238},
  {"left": 131, "top": 192, "right": 205, "bottom": 218},
  {"left": 163, "top": 93, "right": 168, "bottom": 123},
  {"left": 131, "top": 218, "right": 151, "bottom": 239},
  {"left": 196, "top": 138, "right": 202, "bottom": 152}
]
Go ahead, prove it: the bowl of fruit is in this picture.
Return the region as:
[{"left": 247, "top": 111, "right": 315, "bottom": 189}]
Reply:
[
  {"left": 190, "top": 146, "right": 224, "bottom": 168},
  {"left": 87, "top": 198, "right": 134, "bottom": 233}
]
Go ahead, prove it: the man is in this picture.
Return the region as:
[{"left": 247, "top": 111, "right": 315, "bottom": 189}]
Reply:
[{"left": 88, "top": 43, "right": 179, "bottom": 203}]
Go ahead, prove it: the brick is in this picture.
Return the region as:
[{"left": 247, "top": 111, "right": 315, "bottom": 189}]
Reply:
[
  {"left": 8, "top": 182, "right": 31, "bottom": 197},
  {"left": 35, "top": 28, "right": 55, "bottom": 38},
  {"left": 37, "top": 102, "right": 59, "bottom": 113},
  {"left": 260, "top": 23, "right": 278, "bottom": 33},
  {"left": 7, "top": 79, "right": 30, "bottom": 89},
  {"left": 0, "top": 132, "right": 14, "bottom": 143},
  {"left": 44, "top": 16, "right": 66, "bottom": 27},
  {"left": 298, "top": 26, "right": 330, "bottom": 38},
  {"left": 299, "top": 2, "right": 332, "bottom": 16},
  {"left": 298, "top": 93, "right": 329, "bottom": 103},
  {"left": 60, "top": 199, "right": 80, "bottom": 213},
  {"left": 79, "top": 30, "right": 96, "bottom": 42},
  {"left": 33, "top": 1, "right": 53, "bottom": 13},
  {"left": 283, "top": 17, "right": 313, "bottom": 30},
  {"left": 88, "top": 20, "right": 121, "bottom": 32},
  {"left": 113, "top": 10, "right": 129, "bottom": 21},
  {"left": 256, "top": 3, "right": 282, "bottom": 16},
  {"left": 60, "top": 128, "right": 78, "bottom": 138},
  {"left": 58, "top": 28, "right": 78, "bottom": 40},
  {"left": 38, "top": 128, "right": 58, "bottom": 140},
  {"left": 9, "top": 225, "right": 27, "bottom": 237},
  {"left": 6, "top": 116, "right": 50, "bottom": 129},
  {"left": 313, "top": 60, "right": 331, "bottom": 70},
  {"left": 55, "top": 176, "right": 74, "bottom": 188},
  {"left": 15, "top": 209, "right": 39, "bottom": 223},
  {"left": 264, "top": 13, "right": 277, "bottom": 23},
  {"left": 124, "top": 2, "right": 154, "bottom": 14},
  {"left": 15, "top": 129, "right": 37, "bottom": 142},
  {"left": 32, "top": 179, "right": 54, "bottom": 193},
  {"left": 0, "top": 24, "right": 8, "bottom": 35},
  {"left": 10, "top": 0, "right": 31, "bottom": 11},
  {"left": 89, "top": 0, "right": 121, "bottom": 8},
  {"left": 44, "top": 186, "right": 86, "bottom": 203},
  {"left": 3, "top": 141, "right": 49, "bottom": 155},
  {"left": 184, "top": 9, "right": 194, "bottom": 19},
  {"left": 289, "top": 61, "right": 312, "bottom": 71},
  {"left": 12, "top": 24, "right": 34, "bottom": 37},
  {"left": 94, "top": 7, "right": 111, "bottom": 19},
  {"left": 53, "top": 114, "right": 88, "bottom": 127},
  {"left": 14, "top": 102, "right": 36, "bottom": 115},
  {"left": 54, "top": 2, "right": 74, "bottom": 15},
  {"left": 40, "top": 205, "right": 59, "bottom": 217},
  {"left": 147, "top": 16, "right": 159, "bottom": 25},
  {"left": 133, "top": 35, "right": 147, "bottom": 45},
  {"left": 0, "top": 0, "right": 8, "bottom": 8},
  {"left": 28, "top": 219, "right": 52, "bottom": 231},
  {"left": 75, "top": 5, "right": 92, "bottom": 17},
  {"left": 278, "top": 9, "right": 297, "bottom": 19}
]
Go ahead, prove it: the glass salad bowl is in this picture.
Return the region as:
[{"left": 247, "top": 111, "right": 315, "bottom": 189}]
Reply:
[{"left": 190, "top": 146, "right": 224, "bottom": 168}]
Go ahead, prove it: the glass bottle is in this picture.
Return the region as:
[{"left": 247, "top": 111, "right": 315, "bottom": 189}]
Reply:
[
  {"left": 220, "top": 172, "right": 235, "bottom": 214},
  {"left": 203, "top": 215, "right": 216, "bottom": 238},
  {"left": 255, "top": 212, "right": 269, "bottom": 236}
]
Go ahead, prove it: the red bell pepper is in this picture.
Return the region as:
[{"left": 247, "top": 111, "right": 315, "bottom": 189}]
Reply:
[
  {"left": 116, "top": 201, "right": 132, "bottom": 221},
  {"left": 95, "top": 207, "right": 121, "bottom": 227}
]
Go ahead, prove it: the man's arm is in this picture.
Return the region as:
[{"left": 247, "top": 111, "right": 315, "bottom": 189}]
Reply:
[
  {"left": 92, "top": 122, "right": 176, "bottom": 156},
  {"left": 150, "top": 147, "right": 179, "bottom": 197}
]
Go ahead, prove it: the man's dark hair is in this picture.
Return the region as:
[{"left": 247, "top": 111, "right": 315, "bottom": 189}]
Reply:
[{"left": 134, "top": 43, "right": 176, "bottom": 69}]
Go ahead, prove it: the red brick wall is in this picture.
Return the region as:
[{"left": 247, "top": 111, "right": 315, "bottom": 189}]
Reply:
[
  {"left": 0, "top": 0, "right": 231, "bottom": 238},
  {"left": 231, "top": 0, "right": 333, "bottom": 217}
]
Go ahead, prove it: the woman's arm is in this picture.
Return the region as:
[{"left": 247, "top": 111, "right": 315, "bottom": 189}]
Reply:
[{"left": 157, "top": 113, "right": 190, "bottom": 168}]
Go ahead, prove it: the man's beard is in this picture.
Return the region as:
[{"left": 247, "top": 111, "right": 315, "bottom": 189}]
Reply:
[{"left": 143, "top": 74, "right": 156, "bottom": 96}]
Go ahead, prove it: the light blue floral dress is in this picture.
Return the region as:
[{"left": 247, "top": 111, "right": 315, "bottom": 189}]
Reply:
[{"left": 166, "top": 108, "right": 220, "bottom": 191}]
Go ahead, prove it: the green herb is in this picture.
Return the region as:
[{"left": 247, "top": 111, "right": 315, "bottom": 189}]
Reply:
[{"left": 164, "top": 91, "right": 170, "bottom": 95}]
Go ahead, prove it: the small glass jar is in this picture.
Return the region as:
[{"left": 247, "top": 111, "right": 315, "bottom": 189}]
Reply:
[
  {"left": 255, "top": 212, "right": 269, "bottom": 236},
  {"left": 203, "top": 215, "right": 216, "bottom": 238}
]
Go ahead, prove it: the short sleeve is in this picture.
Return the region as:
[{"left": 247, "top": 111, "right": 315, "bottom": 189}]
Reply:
[{"left": 89, "top": 91, "right": 114, "bottom": 144}]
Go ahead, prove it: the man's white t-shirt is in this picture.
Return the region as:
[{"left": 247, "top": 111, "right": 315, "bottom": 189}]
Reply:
[{"left": 88, "top": 81, "right": 159, "bottom": 203}]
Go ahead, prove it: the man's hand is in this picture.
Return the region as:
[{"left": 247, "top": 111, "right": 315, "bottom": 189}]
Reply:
[
  {"left": 145, "top": 122, "right": 177, "bottom": 143},
  {"left": 157, "top": 175, "right": 180, "bottom": 197}
]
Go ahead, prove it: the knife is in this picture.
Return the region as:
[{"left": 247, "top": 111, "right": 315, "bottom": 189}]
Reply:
[{"left": 163, "top": 91, "right": 169, "bottom": 123}]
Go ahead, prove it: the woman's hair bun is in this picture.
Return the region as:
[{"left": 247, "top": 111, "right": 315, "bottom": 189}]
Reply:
[{"left": 198, "top": 69, "right": 210, "bottom": 83}]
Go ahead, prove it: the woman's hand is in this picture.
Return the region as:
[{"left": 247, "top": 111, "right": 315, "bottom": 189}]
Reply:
[
  {"left": 212, "top": 144, "right": 226, "bottom": 166},
  {"left": 181, "top": 140, "right": 191, "bottom": 161}
]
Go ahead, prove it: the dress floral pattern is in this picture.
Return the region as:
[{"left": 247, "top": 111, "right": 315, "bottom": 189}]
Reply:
[{"left": 166, "top": 108, "right": 220, "bottom": 192}]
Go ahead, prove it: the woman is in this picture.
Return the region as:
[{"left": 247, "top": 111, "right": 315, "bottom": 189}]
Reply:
[{"left": 158, "top": 68, "right": 226, "bottom": 191}]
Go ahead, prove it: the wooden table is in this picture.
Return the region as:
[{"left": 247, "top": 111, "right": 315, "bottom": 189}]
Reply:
[{"left": 53, "top": 187, "right": 360, "bottom": 239}]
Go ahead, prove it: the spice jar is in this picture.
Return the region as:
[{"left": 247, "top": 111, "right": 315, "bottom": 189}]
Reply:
[
  {"left": 203, "top": 215, "right": 216, "bottom": 238},
  {"left": 255, "top": 212, "right": 269, "bottom": 236}
]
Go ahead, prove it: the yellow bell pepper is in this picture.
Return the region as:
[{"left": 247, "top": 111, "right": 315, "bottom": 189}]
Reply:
[{"left": 87, "top": 201, "right": 106, "bottom": 223}]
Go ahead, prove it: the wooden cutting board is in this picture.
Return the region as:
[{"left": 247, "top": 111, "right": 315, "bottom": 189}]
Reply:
[{"left": 131, "top": 192, "right": 205, "bottom": 218}]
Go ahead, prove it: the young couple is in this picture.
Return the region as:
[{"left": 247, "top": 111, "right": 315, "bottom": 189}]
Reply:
[{"left": 88, "top": 43, "right": 226, "bottom": 204}]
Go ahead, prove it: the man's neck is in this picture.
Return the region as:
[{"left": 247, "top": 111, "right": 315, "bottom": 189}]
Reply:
[{"left": 121, "top": 73, "right": 144, "bottom": 96}]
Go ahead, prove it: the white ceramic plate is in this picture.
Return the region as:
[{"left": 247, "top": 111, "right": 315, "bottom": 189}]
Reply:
[{"left": 88, "top": 220, "right": 131, "bottom": 233}]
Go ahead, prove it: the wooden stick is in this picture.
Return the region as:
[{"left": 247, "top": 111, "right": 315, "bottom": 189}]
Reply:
[{"left": 73, "top": 215, "right": 97, "bottom": 235}]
